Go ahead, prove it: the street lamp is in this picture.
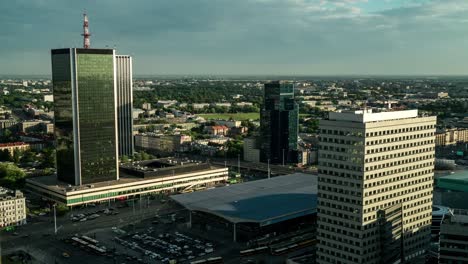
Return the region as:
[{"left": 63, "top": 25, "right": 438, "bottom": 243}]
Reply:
[
  {"left": 267, "top": 159, "right": 271, "bottom": 179},
  {"left": 282, "top": 149, "right": 285, "bottom": 166},
  {"left": 53, "top": 203, "right": 57, "bottom": 235},
  {"left": 237, "top": 154, "right": 240, "bottom": 175}
]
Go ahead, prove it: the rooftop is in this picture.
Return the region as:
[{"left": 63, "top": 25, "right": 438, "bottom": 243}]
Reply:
[
  {"left": 171, "top": 173, "right": 317, "bottom": 226},
  {"left": 0, "top": 187, "right": 23, "bottom": 200},
  {"left": 445, "top": 209, "right": 468, "bottom": 225},
  {"left": 27, "top": 159, "right": 224, "bottom": 195},
  {"left": 0, "top": 142, "right": 29, "bottom": 147},
  {"left": 435, "top": 170, "right": 468, "bottom": 192},
  {"left": 328, "top": 109, "right": 419, "bottom": 123}
]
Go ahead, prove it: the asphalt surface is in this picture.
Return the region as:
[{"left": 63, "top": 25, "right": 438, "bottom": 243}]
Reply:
[{"left": 0, "top": 197, "right": 179, "bottom": 264}]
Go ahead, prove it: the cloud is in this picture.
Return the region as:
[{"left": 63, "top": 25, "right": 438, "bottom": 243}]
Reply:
[{"left": 0, "top": 0, "right": 468, "bottom": 75}]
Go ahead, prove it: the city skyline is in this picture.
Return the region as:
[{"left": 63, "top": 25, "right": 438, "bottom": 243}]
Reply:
[{"left": 2, "top": 0, "right": 468, "bottom": 76}]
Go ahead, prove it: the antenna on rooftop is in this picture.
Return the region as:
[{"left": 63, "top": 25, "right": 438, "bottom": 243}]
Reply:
[{"left": 81, "top": 12, "right": 91, "bottom": 48}]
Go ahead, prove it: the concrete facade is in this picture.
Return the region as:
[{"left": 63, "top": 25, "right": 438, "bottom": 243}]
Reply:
[
  {"left": 317, "top": 109, "right": 436, "bottom": 264},
  {"left": 0, "top": 188, "right": 27, "bottom": 227}
]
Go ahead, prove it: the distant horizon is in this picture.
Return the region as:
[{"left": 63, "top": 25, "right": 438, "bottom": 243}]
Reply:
[{"left": 3, "top": 73, "right": 468, "bottom": 80}]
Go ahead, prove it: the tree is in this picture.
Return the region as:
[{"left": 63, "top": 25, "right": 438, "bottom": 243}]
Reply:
[
  {"left": 20, "top": 150, "right": 35, "bottom": 164},
  {"left": 42, "top": 148, "right": 56, "bottom": 168},
  {"left": 120, "top": 155, "right": 129, "bottom": 163},
  {"left": 0, "top": 149, "right": 11, "bottom": 162},
  {"left": 12, "top": 149, "right": 21, "bottom": 164},
  {"left": 141, "top": 151, "right": 151, "bottom": 160},
  {"left": 0, "top": 163, "right": 26, "bottom": 188}
]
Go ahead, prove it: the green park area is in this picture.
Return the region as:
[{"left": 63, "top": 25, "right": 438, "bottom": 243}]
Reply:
[{"left": 198, "top": 112, "right": 259, "bottom": 121}]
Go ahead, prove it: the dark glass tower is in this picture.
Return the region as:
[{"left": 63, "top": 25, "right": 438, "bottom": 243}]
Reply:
[
  {"left": 259, "top": 81, "right": 299, "bottom": 164},
  {"left": 52, "top": 48, "right": 119, "bottom": 185},
  {"left": 115, "top": 55, "right": 134, "bottom": 157}
]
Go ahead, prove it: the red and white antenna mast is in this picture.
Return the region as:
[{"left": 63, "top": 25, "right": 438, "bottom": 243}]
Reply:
[{"left": 81, "top": 12, "right": 91, "bottom": 48}]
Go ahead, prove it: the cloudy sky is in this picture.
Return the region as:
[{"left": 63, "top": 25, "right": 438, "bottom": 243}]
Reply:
[{"left": 1, "top": 0, "right": 468, "bottom": 76}]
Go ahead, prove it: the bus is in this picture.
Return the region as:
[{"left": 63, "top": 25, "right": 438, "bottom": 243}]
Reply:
[
  {"left": 81, "top": 235, "right": 99, "bottom": 245},
  {"left": 240, "top": 246, "right": 269, "bottom": 257}
]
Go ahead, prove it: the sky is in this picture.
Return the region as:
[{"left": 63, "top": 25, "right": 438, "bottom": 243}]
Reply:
[{"left": 1, "top": 0, "right": 468, "bottom": 76}]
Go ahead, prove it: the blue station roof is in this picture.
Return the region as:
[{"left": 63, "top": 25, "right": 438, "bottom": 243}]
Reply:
[{"left": 171, "top": 173, "right": 317, "bottom": 226}]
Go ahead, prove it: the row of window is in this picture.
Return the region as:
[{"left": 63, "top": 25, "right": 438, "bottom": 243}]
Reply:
[
  {"left": 366, "top": 139, "right": 434, "bottom": 154},
  {"left": 365, "top": 158, "right": 434, "bottom": 172},
  {"left": 363, "top": 179, "right": 432, "bottom": 198},
  {"left": 364, "top": 189, "right": 432, "bottom": 211},
  {"left": 68, "top": 175, "right": 225, "bottom": 204},
  {"left": 319, "top": 161, "right": 362, "bottom": 172},
  {"left": 364, "top": 169, "right": 432, "bottom": 187},
  {"left": 366, "top": 132, "right": 434, "bottom": 146},
  {"left": 319, "top": 124, "right": 435, "bottom": 138},
  {"left": 364, "top": 147, "right": 434, "bottom": 163},
  {"left": 365, "top": 125, "right": 435, "bottom": 137}
]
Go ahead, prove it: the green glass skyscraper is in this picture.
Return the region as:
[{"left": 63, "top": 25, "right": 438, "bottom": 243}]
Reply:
[
  {"left": 52, "top": 48, "right": 119, "bottom": 185},
  {"left": 260, "top": 81, "right": 299, "bottom": 164}
]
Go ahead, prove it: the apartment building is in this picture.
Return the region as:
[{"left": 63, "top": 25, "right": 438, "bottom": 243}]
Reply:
[
  {"left": 317, "top": 109, "right": 436, "bottom": 264},
  {"left": 0, "top": 188, "right": 27, "bottom": 227}
]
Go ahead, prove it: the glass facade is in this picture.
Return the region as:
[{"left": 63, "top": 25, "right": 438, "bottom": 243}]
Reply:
[
  {"left": 51, "top": 48, "right": 118, "bottom": 185},
  {"left": 260, "top": 81, "right": 299, "bottom": 164},
  {"left": 52, "top": 49, "right": 76, "bottom": 184},
  {"left": 76, "top": 50, "right": 118, "bottom": 184}
]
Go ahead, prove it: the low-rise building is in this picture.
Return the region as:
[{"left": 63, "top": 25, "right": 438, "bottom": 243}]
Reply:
[
  {"left": 27, "top": 159, "right": 228, "bottom": 207},
  {"left": 212, "top": 102, "right": 231, "bottom": 108},
  {"left": 235, "top": 102, "right": 253, "bottom": 107},
  {"left": 142, "top": 103, "right": 152, "bottom": 110},
  {"left": 133, "top": 108, "right": 145, "bottom": 119},
  {"left": 243, "top": 137, "right": 260, "bottom": 163},
  {"left": 213, "top": 120, "right": 242, "bottom": 128},
  {"left": 204, "top": 125, "right": 229, "bottom": 136},
  {"left": 156, "top": 100, "right": 178, "bottom": 108},
  {"left": 193, "top": 103, "right": 210, "bottom": 109},
  {"left": 19, "top": 120, "right": 52, "bottom": 134},
  {"left": 435, "top": 128, "right": 468, "bottom": 146},
  {"left": 43, "top": 94, "right": 54, "bottom": 102},
  {"left": 135, "top": 133, "right": 191, "bottom": 153},
  {"left": 0, "top": 188, "right": 27, "bottom": 227},
  {"left": 0, "top": 142, "right": 30, "bottom": 155}
]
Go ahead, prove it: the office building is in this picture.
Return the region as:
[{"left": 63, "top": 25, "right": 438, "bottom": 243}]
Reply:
[
  {"left": 438, "top": 209, "right": 468, "bottom": 263},
  {"left": 51, "top": 48, "right": 119, "bottom": 186},
  {"left": 0, "top": 188, "right": 27, "bottom": 227},
  {"left": 260, "top": 81, "right": 299, "bottom": 164},
  {"left": 115, "top": 55, "right": 134, "bottom": 157},
  {"left": 317, "top": 109, "right": 436, "bottom": 264}
]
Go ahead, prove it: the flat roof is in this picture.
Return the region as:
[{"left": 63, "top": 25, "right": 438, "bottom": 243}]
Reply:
[
  {"left": 27, "top": 164, "right": 225, "bottom": 195},
  {"left": 436, "top": 170, "right": 468, "bottom": 192},
  {"left": 328, "top": 109, "right": 418, "bottom": 123},
  {"left": 171, "top": 173, "right": 317, "bottom": 226}
]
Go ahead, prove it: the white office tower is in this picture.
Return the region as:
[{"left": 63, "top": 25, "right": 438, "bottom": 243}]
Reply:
[
  {"left": 316, "top": 109, "right": 436, "bottom": 264},
  {"left": 115, "top": 55, "right": 134, "bottom": 157}
]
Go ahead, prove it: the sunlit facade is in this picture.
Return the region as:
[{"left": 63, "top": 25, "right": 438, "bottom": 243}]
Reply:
[
  {"left": 317, "top": 109, "right": 436, "bottom": 264},
  {"left": 52, "top": 48, "right": 118, "bottom": 185}
]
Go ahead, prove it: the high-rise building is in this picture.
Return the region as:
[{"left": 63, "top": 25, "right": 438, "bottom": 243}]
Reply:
[
  {"left": 259, "top": 81, "right": 299, "bottom": 164},
  {"left": 316, "top": 109, "right": 436, "bottom": 264},
  {"left": 115, "top": 55, "right": 134, "bottom": 157},
  {"left": 52, "top": 48, "right": 119, "bottom": 185},
  {"left": 438, "top": 209, "right": 468, "bottom": 263}
]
